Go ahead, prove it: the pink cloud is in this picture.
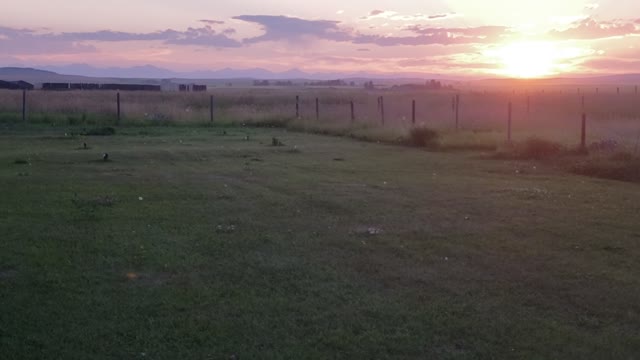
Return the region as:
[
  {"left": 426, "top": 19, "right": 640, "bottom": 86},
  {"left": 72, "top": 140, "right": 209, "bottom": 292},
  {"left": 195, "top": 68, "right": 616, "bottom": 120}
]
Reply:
[{"left": 550, "top": 18, "right": 639, "bottom": 40}]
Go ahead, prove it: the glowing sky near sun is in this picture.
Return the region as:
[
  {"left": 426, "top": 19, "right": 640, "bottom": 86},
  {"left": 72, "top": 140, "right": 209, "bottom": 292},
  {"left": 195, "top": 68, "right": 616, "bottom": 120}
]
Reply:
[{"left": 1, "top": 0, "right": 639, "bottom": 77}]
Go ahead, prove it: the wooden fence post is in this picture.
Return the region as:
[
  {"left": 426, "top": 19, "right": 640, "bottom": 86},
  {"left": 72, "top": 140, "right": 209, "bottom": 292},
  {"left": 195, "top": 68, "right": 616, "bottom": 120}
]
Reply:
[
  {"left": 116, "top": 92, "right": 121, "bottom": 124},
  {"left": 412, "top": 99, "right": 416, "bottom": 125},
  {"left": 455, "top": 94, "right": 460, "bottom": 130},
  {"left": 380, "top": 96, "right": 385, "bottom": 126},
  {"left": 508, "top": 101, "right": 512, "bottom": 144},
  {"left": 350, "top": 100, "right": 355, "bottom": 123},
  {"left": 210, "top": 95, "right": 214, "bottom": 122},
  {"left": 22, "top": 90, "right": 26, "bottom": 122},
  {"left": 581, "top": 113, "right": 587, "bottom": 151},
  {"left": 315, "top": 98, "right": 319, "bottom": 121}
]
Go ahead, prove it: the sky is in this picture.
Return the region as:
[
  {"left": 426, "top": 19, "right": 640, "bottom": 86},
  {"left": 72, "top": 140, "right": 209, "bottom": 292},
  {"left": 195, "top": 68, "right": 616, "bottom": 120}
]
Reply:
[{"left": 1, "top": 0, "right": 640, "bottom": 78}]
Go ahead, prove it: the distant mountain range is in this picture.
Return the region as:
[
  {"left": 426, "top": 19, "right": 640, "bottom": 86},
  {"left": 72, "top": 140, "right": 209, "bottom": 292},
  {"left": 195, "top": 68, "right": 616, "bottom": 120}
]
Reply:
[
  {"left": 1, "top": 65, "right": 639, "bottom": 87},
  {"left": 0, "top": 64, "right": 457, "bottom": 82}
]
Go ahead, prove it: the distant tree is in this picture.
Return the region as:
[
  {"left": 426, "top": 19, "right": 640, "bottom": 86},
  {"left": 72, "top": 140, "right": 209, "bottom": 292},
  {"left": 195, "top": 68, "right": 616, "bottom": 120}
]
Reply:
[
  {"left": 253, "top": 80, "right": 270, "bottom": 86},
  {"left": 427, "top": 80, "right": 442, "bottom": 89}
]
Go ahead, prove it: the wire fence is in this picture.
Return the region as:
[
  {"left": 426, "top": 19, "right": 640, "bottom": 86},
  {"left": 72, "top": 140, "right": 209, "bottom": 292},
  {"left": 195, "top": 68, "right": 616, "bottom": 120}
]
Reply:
[{"left": 1, "top": 88, "right": 639, "bottom": 148}]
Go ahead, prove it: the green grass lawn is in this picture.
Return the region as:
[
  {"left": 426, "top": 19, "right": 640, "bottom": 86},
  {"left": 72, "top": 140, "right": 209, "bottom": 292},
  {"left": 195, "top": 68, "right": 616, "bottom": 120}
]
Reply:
[{"left": 1, "top": 124, "right": 639, "bottom": 359}]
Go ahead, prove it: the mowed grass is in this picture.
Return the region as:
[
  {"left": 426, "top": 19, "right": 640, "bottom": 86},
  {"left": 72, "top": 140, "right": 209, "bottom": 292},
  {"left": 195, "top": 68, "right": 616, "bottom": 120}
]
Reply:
[{"left": 0, "top": 124, "right": 639, "bottom": 359}]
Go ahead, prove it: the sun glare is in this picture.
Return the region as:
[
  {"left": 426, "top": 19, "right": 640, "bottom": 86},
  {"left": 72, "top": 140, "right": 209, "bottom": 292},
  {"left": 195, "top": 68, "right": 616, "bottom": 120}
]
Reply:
[{"left": 489, "top": 41, "right": 561, "bottom": 78}]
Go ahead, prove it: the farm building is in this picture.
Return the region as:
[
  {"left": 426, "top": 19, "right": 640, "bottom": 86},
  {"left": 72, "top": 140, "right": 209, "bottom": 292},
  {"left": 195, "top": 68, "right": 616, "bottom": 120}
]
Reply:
[
  {"left": 42, "top": 83, "right": 71, "bottom": 90},
  {"left": 42, "top": 83, "right": 162, "bottom": 91},
  {"left": 179, "top": 84, "right": 207, "bottom": 92},
  {"left": 0, "top": 80, "right": 34, "bottom": 90},
  {"left": 99, "top": 84, "right": 161, "bottom": 91}
]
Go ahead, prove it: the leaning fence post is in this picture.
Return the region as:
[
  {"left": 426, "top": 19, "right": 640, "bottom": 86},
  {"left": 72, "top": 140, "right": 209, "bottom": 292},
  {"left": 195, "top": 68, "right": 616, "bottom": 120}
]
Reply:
[
  {"left": 507, "top": 101, "right": 512, "bottom": 144},
  {"left": 350, "top": 100, "right": 355, "bottom": 123},
  {"left": 581, "top": 113, "right": 587, "bottom": 151},
  {"left": 296, "top": 95, "right": 300, "bottom": 118},
  {"left": 22, "top": 90, "right": 26, "bottom": 122},
  {"left": 210, "top": 95, "right": 214, "bottom": 122},
  {"left": 116, "top": 92, "right": 121, "bottom": 124},
  {"left": 412, "top": 99, "right": 416, "bottom": 125},
  {"left": 315, "top": 98, "right": 319, "bottom": 121}
]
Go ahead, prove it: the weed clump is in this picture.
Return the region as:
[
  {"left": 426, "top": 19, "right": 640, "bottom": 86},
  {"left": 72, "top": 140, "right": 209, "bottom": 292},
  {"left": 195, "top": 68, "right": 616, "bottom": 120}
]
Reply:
[{"left": 407, "top": 127, "right": 439, "bottom": 149}]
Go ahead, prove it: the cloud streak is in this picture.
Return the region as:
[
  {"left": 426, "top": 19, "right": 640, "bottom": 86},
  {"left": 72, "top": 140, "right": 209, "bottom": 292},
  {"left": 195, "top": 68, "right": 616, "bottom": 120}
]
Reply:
[
  {"left": 0, "top": 24, "right": 242, "bottom": 55},
  {"left": 233, "top": 15, "right": 509, "bottom": 46},
  {"left": 359, "top": 9, "right": 460, "bottom": 21}
]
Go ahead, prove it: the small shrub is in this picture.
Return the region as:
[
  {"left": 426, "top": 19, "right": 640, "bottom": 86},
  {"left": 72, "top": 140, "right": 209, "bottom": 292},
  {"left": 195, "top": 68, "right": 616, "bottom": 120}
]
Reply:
[
  {"left": 67, "top": 116, "right": 80, "bottom": 125},
  {"left": 407, "top": 127, "right": 439, "bottom": 149}
]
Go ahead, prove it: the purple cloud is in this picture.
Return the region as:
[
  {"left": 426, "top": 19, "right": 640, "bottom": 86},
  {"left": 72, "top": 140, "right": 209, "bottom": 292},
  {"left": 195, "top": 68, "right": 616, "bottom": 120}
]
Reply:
[
  {"left": 234, "top": 15, "right": 509, "bottom": 46},
  {"left": 233, "top": 15, "right": 351, "bottom": 43},
  {"left": 0, "top": 26, "right": 97, "bottom": 54},
  {"left": 0, "top": 24, "right": 242, "bottom": 55},
  {"left": 199, "top": 19, "right": 225, "bottom": 25}
]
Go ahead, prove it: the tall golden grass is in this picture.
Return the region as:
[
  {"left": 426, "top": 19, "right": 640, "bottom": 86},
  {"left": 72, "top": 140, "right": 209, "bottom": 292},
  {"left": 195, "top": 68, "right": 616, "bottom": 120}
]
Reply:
[{"left": 1, "top": 87, "right": 639, "bottom": 149}]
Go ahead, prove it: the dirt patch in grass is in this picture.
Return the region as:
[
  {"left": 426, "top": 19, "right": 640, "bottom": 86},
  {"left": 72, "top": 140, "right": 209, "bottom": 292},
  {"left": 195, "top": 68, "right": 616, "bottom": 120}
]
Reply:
[
  {"left": 125, "top": 272, "right": 173, "bottom": 286},
  {"left": 72, "top": 195, "right": 116, "bottom": 209},
  {"left": 82, "top": 127, "right": 116, "bottom": 136},
  {"left": 0, "top": 268, "right": 18, "bottom": 280}
]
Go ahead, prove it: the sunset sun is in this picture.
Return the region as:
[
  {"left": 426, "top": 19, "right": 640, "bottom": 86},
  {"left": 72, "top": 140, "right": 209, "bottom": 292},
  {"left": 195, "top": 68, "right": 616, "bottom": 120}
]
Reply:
[{"left": 490, "top": 41, "right": 560, "bottom": 78}]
